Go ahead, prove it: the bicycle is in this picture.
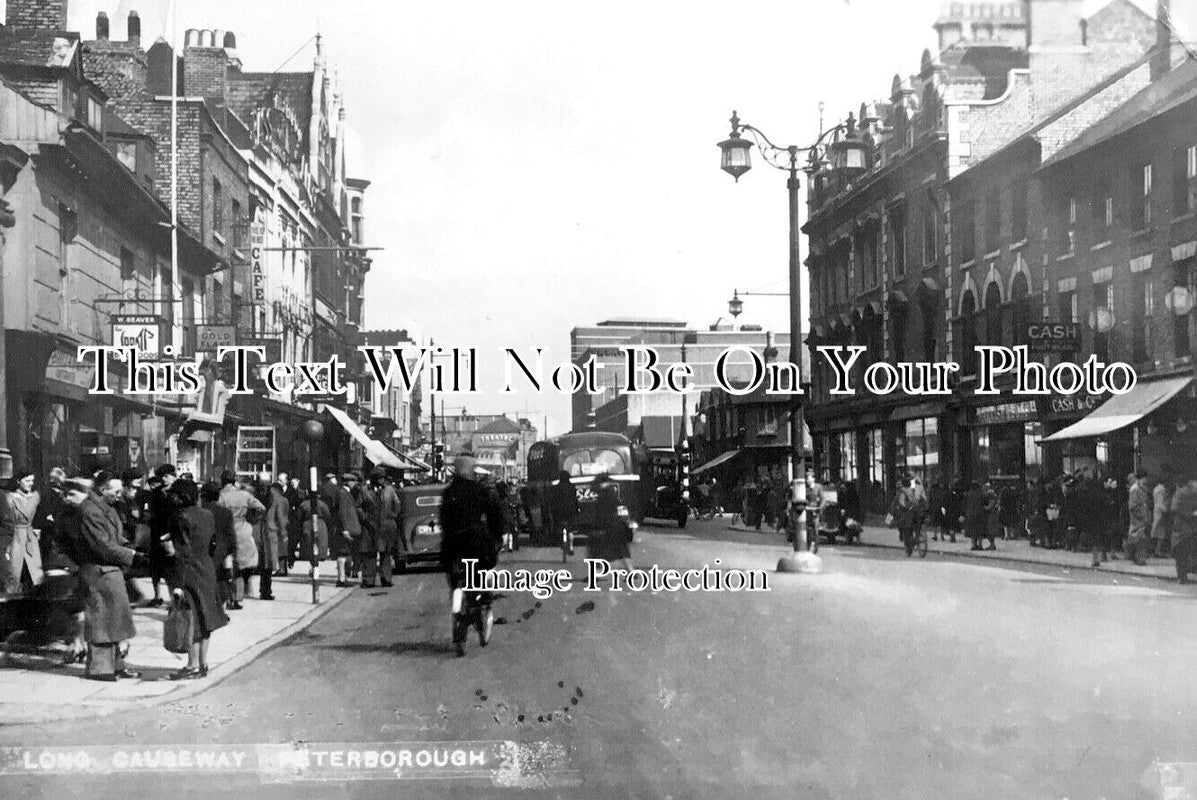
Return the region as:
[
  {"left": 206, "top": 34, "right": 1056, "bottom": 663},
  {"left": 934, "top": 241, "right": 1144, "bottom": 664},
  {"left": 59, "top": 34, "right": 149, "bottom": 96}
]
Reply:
[{"left": 451, "top": 572, "right": 494, "bottom": 658}]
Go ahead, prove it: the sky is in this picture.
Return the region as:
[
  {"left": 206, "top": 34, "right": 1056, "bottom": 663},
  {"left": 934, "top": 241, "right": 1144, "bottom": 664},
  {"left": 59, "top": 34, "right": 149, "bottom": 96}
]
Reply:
[{"left": 5, "top": 0, "right": 1169, "bottom": 436}]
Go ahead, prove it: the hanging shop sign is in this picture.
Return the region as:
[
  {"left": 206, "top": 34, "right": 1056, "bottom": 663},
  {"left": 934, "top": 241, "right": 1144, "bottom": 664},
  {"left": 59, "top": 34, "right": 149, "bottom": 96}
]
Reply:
[
  {"left": 111, "top": 314, "right": 163, "bottom": 358},
  {"left": 1023, "top": 322, "right": 1080, "bottom": 355},
  {"left": 195, "top": 324, "right": 236, "bottom": 352},
  {"left": 250, "top": 222, "right": 266, "bottom": 304}
]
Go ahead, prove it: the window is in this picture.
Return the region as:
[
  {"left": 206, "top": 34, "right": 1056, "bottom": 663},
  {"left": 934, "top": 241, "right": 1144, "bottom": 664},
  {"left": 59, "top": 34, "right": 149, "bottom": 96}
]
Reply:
[
  {"left": 1176, "top": 259, "right": 1192, "bottom": 358},
  {"left": 868, "top": 428, "right": 884, "bottom": 497},
  {"left": 1011, "top": 272, "right": 1031, "bottom": 344},
  {"left": 890, "top": 306, "right": 907, "bottom": 361},
  {"left": 1131, "top": 162, "right": 1153, "bottom": 229},
  {"left": 351, "top": 196, "right": 364, "bottom": 245},
  {"left": 837, "top": 430, "right": 857, "bottom": 484},
  {"left": 86, "top": 96, "right": 102, "bottom": 132},
  {"left": 1132, "top": 271, "right": 1153, "bottom": 363},
  {"left": 857, "top": 228, "right": 879, "bottom": 291},
  {"left": 120, "top": 247, "right": 136, "bottom": 282},
  {"left": 1092, "top": 281, "right": 1112, "bottom": 361},
  {"left": 230, "top": 199, "right": 243, "bottom": 247},
  {"left": 889, "top": 209, "right": 907, "bottom": 278},
  {"left": 115, "top": 141, "right": 136, "bottom": 172},
  {"left": 1174, "top": 145, "right": 1196, "bottom": 217},
  {"left": 1061, "top": 196, "right": 1077, "bottom": 254},
  {"left": 923, "top": 207, "right": 938, "bottom": 266},
  {"left": 959, "top": 289, "right": 977, "bottom": 374},
  {"left": 1011, "top": 178, "right": 1028, "bottom": 243},
  {"left": 956, "top": 198, "right": 976, "bottom": 263},
  {"left": 984, "top": 281, "right": 1003, "bottom": 346},
  {"left": 1058, "top": 289, "right": 1077, "bottom": 324},
  {"left": 921, "top": 298, "right": 938, "bottom": 361},
  {"left": 1092, "top": 179, "right": 1113, "bottom": 237},
  {"left": 904, "top": 417, "right": 940, "bottom": 487},
  {"left": 984, "top": 188, "right": 1001, "bottom": 253},
  {"left": 212, "top": 179, "right": 224, "bottom": 237}
]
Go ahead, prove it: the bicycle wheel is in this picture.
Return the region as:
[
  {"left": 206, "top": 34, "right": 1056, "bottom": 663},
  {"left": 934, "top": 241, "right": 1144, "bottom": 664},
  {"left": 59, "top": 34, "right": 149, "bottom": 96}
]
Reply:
[{"left": 476, "top": 603, "right": 494, "bottom": 646}]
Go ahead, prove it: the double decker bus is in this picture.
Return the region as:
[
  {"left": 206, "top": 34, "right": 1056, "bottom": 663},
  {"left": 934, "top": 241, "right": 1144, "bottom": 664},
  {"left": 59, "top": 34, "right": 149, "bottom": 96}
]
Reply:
[{"left": 524, "top": 431, "right": 640, "bottom": 545}]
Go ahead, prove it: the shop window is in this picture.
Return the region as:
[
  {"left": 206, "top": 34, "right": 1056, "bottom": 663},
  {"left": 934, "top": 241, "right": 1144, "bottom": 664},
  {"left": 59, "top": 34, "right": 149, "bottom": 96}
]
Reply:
[
  {"left": 904, "top": 417, "right": 940, "bottom": 486},
  {"left": 973, "top": 422, "right": 1026, "bottom": 482},
  {"left": 1173, "top": 145, "right": 1196, "bottom": 218},
  {"left": 1023, "top": 422, "right": 1043, "bottom": 482},
  {"left": 868, "top": 427, "right": 885, "bottom": 504},
  {"left": 1132, "top": 271, "right": 1152, "bottom": 363},
  {"left": 837, "top": 430, "right": 857, "bottom": 485}
]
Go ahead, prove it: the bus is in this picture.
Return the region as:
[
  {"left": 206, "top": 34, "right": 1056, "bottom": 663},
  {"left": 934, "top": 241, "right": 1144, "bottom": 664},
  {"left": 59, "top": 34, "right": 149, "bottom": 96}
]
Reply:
[{"left": 524, "top": 431, "right": 641, "bottom": 546}]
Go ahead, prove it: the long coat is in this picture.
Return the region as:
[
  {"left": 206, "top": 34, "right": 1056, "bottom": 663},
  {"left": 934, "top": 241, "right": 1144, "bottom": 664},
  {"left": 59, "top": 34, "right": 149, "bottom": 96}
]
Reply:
[
  {"left": 332, "top": 485, "right": 361, "bottom": 558},
  {"left": 73, "top": 494, "right": 137, "bottom": 644},
  {"left": 1128, "top": 482, "right": 1152, "bottom": 541},
  {"left": 372, "top": 483, "right": 402, "bottom": 553},
  {"left": 293, "top": 498, "right": 333, "bottom": 562},
  {"left": 2, "top": 489, "right": 42, "bottom": 594},
  {"left": 168, "top": 506, "right": 229, "bottom": 638},
  {"left": 219, "top": 485, "right": 264, "bottom": 570},
  {"left": 263, "top": 485, "right": 290, "bottom": 570},
  {"left": 206, "top": 501, "right": 237, "bottom": 571}
]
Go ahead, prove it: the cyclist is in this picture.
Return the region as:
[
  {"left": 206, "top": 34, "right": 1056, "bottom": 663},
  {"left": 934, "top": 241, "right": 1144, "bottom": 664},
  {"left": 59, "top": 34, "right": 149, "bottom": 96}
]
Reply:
[
  {"left": 548, "top": 470, "right": 579, "bottom": 557},
  {"left": 889, "top": 473, "right": 928, "bottom": 557},
  {"left": 440, "top": 455, "right": 505, "bottom": 655}
]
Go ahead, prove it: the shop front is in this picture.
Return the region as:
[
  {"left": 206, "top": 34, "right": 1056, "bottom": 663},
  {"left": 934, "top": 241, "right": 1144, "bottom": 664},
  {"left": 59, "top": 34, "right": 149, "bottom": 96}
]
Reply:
[{"left": 969, "top": 400, "right": 1040, "bottom": 486}]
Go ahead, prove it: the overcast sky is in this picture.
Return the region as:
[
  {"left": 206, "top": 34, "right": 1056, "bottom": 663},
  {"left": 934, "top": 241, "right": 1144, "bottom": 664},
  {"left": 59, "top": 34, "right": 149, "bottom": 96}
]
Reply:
[{"left": 4, "top": 0, "right": 1168, "bottom": 435}]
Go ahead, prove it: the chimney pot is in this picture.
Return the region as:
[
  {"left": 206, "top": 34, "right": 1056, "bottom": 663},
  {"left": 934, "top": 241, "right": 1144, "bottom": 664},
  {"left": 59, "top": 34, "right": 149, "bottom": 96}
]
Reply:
[
  {"left": 96, "top": 12, "right": 110, "bottom": 40},
  {"left": 224, "top": 32, "right": 237, "bottom": 49},
  {"left": 128, "top": 11, "right": 141, "bottom": 41}
]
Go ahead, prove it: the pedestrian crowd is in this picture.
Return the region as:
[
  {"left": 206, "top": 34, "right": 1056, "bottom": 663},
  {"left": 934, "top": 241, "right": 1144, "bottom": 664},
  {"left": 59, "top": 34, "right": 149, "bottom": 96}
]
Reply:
[
  {"left": 0, "top": 463, "right": 413, "bottom": 682},
  {"left": 911, "top": 464, "right": 1197, "bottom": 580}
]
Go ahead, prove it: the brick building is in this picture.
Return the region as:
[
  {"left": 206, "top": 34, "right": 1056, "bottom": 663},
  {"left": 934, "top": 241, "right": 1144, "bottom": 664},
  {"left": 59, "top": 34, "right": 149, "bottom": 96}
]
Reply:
[{"left": 804, "top": 0, "right": 1158, "bottom": 512}]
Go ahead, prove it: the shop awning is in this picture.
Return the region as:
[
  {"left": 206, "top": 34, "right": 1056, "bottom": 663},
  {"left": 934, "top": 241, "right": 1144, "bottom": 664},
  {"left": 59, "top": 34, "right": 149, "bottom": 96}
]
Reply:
[
  {"left": 693, "top": 449, "right": 741, "bottom": 475},
  {"left": 323, "top": 405, "right": 407, "bottom": 469},
  {"left": 1041, "top": 376, "right": 1192, "bottom": 442}
]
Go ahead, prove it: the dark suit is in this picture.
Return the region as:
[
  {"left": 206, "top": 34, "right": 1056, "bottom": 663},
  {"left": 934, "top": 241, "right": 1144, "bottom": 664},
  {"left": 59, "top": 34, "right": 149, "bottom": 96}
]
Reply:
[
  {"left": 73, "top": 493, "right": 137, "bottom": 677},
  {"left": 440, "top": 477, "right": 503, "bottom": 575}
]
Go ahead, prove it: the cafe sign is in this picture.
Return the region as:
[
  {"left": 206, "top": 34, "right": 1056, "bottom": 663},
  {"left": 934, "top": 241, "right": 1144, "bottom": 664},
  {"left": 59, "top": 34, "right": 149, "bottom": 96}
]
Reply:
[
  {"left": 111, "top": 315, "right": 162, "bottom": 358},
  {"left": 249, "top": 222, "right": 266, "bottom": 304}
]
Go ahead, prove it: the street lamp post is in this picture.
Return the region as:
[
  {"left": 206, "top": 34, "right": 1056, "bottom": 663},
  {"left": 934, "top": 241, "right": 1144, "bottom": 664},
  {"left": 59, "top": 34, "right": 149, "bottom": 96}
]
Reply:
[
  {"left": 300, "top": 419, "right": 325, "bottom": 603},
  {"left": 717, "top": 110, "right": 847, "bottom": 574}
]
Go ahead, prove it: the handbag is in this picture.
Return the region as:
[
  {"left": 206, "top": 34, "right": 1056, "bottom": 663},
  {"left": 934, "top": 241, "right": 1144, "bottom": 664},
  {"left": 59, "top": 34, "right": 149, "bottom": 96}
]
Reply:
[{"left": 163, "top": 595, "right": 192, "bottom": 654}]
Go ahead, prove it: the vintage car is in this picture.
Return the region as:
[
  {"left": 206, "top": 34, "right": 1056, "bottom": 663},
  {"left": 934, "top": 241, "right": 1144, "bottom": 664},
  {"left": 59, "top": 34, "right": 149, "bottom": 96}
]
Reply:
[{"left": 395, "top": 482, "right": 448, "bottom": 571}]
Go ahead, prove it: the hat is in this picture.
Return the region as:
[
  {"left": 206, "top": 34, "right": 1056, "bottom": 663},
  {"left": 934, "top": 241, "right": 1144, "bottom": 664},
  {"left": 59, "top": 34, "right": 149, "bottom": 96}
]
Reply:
[
  {"left": 154, "top": 464, "right": 177, "bottom": 478},
  {"left": 370, "top": 466, "right": 388, "bottom": 480},
  {"left": 341, "top": 472, "right": 358, "bottom": 482}
]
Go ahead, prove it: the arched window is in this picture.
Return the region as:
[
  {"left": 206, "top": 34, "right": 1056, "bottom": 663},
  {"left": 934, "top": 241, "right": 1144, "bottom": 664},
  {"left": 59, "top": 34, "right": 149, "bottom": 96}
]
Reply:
[
  {"left": 921, "top": 296, "right": 939, "bottom": 361},
  {"left": 984, "top": 281, "right": 1003, "bottom": 346},
  {"left": 959, "top": 290, "right": 977, "bottom": 374},
  {"left": 1010, "top": 272, "right": 1031, "bottom": 346}
]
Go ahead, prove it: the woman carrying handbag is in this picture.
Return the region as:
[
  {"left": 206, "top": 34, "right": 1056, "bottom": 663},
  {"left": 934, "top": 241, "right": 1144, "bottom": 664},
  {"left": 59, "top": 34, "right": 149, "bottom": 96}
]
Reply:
[{"left": 164, "top": 480, "right": 229, "bottom": 680}]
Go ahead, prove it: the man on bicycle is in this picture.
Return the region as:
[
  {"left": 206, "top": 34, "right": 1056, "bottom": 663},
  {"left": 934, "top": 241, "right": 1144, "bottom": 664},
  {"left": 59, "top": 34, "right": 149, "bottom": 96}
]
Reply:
[
  {"left": 889, "top": 473, "right": 929, "bottom": 557},
  {"left": 440, "top": 455, "right": 505, "bottom": 654}
]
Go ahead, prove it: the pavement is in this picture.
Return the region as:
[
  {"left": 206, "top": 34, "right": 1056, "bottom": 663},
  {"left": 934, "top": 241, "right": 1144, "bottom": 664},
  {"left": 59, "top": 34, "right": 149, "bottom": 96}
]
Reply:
[
  {"left": 1, "top": 526, "right": 1196, "bottom": 798},
  {"left": 0, "top": 563, "right": 353, "bottom": 724},
  {"left": 727, "top": 516, "right": 1184, "bottom": 581}
]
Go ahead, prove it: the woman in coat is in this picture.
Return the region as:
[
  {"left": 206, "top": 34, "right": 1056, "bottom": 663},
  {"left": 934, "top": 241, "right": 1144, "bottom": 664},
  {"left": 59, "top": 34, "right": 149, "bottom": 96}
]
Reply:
[
  {"left": 963, "top": 482, "right": 987, "bottom": 551},
  {"left": 292, "top": 494, "right": 333, "bottom": 565},
  {"left": 2, "top": 468, "right": 43, "bottom": 596},
  {"left": 200, "top": 482, "right": 239, "bottom": 611},
  {"left": 217, "top": 472, "right": 265, "bottom": 601},
  {"left": 166, "top": 480, "right": 229, "bottom": 679},
  {"left": 982, "top": 482, "right": 1000, "bottom": 550}
]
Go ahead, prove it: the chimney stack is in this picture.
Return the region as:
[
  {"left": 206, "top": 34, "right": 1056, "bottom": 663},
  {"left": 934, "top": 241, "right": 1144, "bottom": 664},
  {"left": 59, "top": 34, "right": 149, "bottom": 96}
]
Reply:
[
  {"left": 96, "top": 12, "right": 110, "bottom": 40},
  {"left": 4, "top": 0, "right": 69, "bottom": 31},
  {"left": 128, "top": 11, "right": 142, "bottom": 44},
  {"left": 1151, "top": 0, "right": 1186, "bottom": 80}
]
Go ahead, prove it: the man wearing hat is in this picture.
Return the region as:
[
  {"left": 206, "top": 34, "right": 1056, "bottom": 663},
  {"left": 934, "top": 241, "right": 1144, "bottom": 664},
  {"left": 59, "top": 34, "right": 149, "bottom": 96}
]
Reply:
[
  {"left": 362, "top": 468, "right": 400, "bottom": 588},
  {"left": 333, "top": 472, "right": 362, "bottom": 587},
  {"left": 146, "top": 464, "right": 178, "bottom": 606}
]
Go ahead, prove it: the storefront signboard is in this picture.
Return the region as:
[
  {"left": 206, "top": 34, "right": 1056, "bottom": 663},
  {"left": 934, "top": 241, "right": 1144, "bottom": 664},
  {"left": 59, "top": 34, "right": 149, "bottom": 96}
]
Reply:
[
  {"left": 1023, "top": 322, "right": 1080, "bottom": 354},
  {"left": 975, "top": 400, "right": 1039, "bottom": 426},
  {"left": 196, "top": 324, "right": 236, "bottom": 352},
  {"left": 44, "top": 349, "right": 95, "bottom": 390},
  {"left": 1043, "top": 393, "right": 1105, "bottom": 418},
  {"left": 250, "top": 222, "right": 267, "bottom": 304}
]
